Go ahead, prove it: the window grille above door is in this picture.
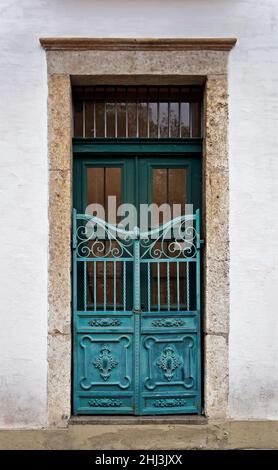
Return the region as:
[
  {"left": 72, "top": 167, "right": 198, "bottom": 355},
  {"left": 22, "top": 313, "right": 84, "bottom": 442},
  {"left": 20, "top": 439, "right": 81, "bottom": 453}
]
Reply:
[{"left": 73, "top": 86, "right": 203, "bottom": 139}]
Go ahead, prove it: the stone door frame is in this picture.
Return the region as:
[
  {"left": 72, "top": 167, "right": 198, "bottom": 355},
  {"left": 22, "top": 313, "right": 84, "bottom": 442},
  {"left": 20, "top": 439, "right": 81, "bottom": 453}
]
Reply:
[{"left": 40, "top": 37, "right": 236, "bottom": 426}]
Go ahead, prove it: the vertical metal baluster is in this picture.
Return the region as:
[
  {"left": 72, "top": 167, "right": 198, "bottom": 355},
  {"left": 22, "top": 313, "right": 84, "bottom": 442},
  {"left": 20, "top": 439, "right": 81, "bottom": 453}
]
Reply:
[
  {"left": 94, "top": 261, "right": 96, "bottom": 311},
  {"left": 179, "top": 100, "right": 181, "bottom": 138},
  {"left": 147, "top": 87, "right": 150, "bottom": 138},
  {"left": 177, "top": 262, "right": 180, "bottom": 311},
  {"left": 157, "top": 100, "right": 160, "bottom": 138},
  {"left": 157, "top": 263, "right": 160, "bottom": 311},
  {"left": 103, "top": 261, "right": 106, "bottom": 310},
  {"left": 186, "top": 262, "right": 190, "bottom": 311},
  {"left": 93, "top": 101, "right": 96, "bottom": 137},
  {"left": 167, "top": 261, "right": 170, "bottom": 311},
  {"left": 114, "top": 260, "right": 117, "bottom": 311},
  {"left": 123, "top": 261, "right": 126, "bottom": 311},
  {"left": 136, "top": 88, "right": 139, "bottom": 138},
  {"left": 115, "top": 88, "right": 118, "bottom": 138},
  {"left": 82, "top": 100, "right": 86, "bottom": 138},
  {"left": 87, "top": 262, "right": 93, "bottom": 303},
  {"left": 104, "top": 101, "right": 107, "bottom": 138},
  {"left": 147, "top": 262, "right": 151, "bottom": 311},
  {"left": 126, "top": 88, "right": 128, "bottom": 138},
  {"left": 168, "top": 100, "right": 170, "bottom": 138},
  {"left": 84, "top": 261, "right": 87, "bottom": 311},
  {"left": 190, "top": 102, "right": 193, "bottom": 138}
]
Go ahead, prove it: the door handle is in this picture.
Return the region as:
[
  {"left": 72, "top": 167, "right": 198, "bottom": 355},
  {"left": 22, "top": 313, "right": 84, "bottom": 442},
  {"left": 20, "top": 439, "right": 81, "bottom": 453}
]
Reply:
[{"left": 133, "top": 309, "right": 142, "bottom": 315}]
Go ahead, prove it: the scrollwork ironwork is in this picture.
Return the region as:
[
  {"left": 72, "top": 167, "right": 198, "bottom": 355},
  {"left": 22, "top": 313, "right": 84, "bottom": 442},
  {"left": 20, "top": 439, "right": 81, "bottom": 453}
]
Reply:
[
  {"left": 74, "top": 214, "right": 198, "bottom": 259},
  {"left": 140, "top": 215, "right": 198, "bottom": 259},
  {"left": 75, "top": 215, "right": 134, "bottom": 259}
]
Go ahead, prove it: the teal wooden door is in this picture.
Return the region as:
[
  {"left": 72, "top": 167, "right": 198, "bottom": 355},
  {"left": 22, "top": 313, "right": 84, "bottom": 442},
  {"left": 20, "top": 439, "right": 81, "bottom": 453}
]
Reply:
[{"left": 73, "top": 141, "right": 202, "bottom": 415}]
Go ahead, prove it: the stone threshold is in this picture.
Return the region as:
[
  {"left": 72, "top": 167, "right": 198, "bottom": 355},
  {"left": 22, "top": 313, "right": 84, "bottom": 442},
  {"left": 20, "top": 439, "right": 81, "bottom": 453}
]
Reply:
[
  {"left": 69, "top": 415, "right": 207, "bottom": 425},
  {"left": 1, "top": 421, "right": 278, "bottom": 449}
]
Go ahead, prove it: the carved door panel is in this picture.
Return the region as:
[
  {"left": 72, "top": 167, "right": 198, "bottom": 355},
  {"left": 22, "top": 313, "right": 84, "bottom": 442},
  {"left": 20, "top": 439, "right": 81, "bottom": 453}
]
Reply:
[{"left": 73, "top": 152, "right": 201, "bottom": 415}]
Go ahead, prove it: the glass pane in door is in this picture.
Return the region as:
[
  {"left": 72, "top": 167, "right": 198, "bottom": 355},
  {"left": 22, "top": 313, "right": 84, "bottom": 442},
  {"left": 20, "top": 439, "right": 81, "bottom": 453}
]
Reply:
[
  {"left": 87, "top": 166, "right": 122, "bottom": 218},
  {"left": 151, "top": 166, "right": 188, "bottom": 311},
  {"left": 152, "top": 167, "right": 187, "bottom": 223},
  {"left": 86, "top": 166, "right": 123, "bottom": 310}
]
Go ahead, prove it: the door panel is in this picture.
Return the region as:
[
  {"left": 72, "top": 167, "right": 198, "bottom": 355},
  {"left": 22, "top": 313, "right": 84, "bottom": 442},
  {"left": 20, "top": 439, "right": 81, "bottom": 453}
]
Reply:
[
  {"left": 73, "top": 152, "right": 201, "bottom": 415},
  {"left": 140, "top": 333, "right": 199, "bottom": 414},
  {"left": 75, "top": 332, "right": 134, "bottom": 414}
]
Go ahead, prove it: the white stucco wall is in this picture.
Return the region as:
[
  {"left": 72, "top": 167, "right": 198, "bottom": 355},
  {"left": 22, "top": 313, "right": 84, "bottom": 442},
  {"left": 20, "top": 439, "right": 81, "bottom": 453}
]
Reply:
[{"left": 0, "top": 0, "right": 278, "bottom": 427}]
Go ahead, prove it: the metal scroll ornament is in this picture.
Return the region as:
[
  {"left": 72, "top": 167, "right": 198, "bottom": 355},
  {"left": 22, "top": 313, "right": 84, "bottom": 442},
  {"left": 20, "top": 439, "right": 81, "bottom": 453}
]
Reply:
[
  {"left": 75, "top": 214, "right": 198, "bottom": 259},
  {"left": 140, "top": 215, "right": 198, "bottom": 259},
  {"left": 156, "top": 346, "right": 183, "bottom": 381},
  {"left": 75, "top": 215, "right": 133, "bottom": 259},
  {"left": 92, "top": 344, "right": 119, "bottom": 381}
]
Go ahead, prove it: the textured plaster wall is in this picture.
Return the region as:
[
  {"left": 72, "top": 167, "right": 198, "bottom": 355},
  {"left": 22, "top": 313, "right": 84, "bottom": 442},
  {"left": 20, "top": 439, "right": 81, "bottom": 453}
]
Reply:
[{"left": 0, "top": 0, "right": 278, "bottom": 427}]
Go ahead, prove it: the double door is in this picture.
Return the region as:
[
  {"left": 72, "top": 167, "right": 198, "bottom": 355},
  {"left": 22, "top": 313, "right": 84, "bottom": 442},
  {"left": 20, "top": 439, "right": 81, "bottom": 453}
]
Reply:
[{"left": 73, "top": 150, "right": 201, "bottom": 415}]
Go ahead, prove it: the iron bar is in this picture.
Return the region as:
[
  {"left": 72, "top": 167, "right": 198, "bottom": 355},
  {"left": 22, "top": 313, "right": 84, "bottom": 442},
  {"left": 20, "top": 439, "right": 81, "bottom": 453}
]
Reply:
[
  {"left": 104, "top": 101, "right": 107, "bottom": 138},
  {"left": 177, "top": 262, "right": 180, "bottom": 311},
  {"left": 93, "top": 102, "right": 96, "bottom": 137},
  {"left": 103, "top": 260, "right": 107, "bottom": 310},
  {"left": 167, "top": 261, "right": 170, "bottom": 311},
  {"left": 168, "top": 100, "right": 170, "bottom": 138},
  {"left": 82, "top": 100, "right": 86, "bottom": 138},
  {"left": 114, "top": 260, "right": 117, "bottom": 311},
  {"left": 123, "top": 261, "right": 126, "bottom": 311},
  {"left": 186, "top": 262, "right": 190, "bottom": 311},
  {"left": 83, "top": 261, "right": 87, "bottom": 310},
  {"left": 157, "top": 263, "right": 160, "bottom": 311},
  {"left": 125, "top": 88, "right": 128, "bottom": 138},
  {"left": 93, "top": 261, "right": 96, "bottom": 311},
  {"left": 147, "top": 262, "right": 151, "bottom": 311},
  {"left": 136, "top": 88, "right": 139, "bottom": 138}
]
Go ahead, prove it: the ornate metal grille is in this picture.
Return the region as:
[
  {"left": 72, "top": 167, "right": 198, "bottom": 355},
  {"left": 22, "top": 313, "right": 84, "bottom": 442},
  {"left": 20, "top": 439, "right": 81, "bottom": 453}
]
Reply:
[
  {"left": 73, "top": 86, "right": 202, "bottom": 138},
  {"left": 73, "top": 211, "right": 200, "bottom": 313}
]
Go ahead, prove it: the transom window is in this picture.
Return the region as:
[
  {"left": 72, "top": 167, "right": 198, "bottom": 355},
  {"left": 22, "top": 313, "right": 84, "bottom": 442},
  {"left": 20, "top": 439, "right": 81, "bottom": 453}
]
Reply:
[{"left": 73, "top": 86, "right": 203, "bottom": 139}]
